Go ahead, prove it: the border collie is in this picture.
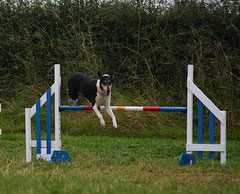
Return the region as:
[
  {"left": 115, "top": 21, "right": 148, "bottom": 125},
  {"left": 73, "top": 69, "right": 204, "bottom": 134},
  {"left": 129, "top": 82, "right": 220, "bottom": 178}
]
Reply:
[{"left": 68, "top": 71, "right": 117, "bottom": 128}]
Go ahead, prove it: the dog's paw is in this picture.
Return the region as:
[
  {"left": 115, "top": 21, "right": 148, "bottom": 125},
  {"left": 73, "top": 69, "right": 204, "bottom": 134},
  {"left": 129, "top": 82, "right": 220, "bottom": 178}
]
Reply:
[
  {"left": 100, "top": 120, "right": 106, "bottom": 127},
  {"left": 113, "top": 122, "right": 117, "bottom": 128}
]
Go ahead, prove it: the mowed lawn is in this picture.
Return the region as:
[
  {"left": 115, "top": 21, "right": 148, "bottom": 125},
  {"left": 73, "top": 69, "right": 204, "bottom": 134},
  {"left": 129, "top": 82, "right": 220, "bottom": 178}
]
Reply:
[{"left": 0, "top": 133, "right": 239, "bottom": 193}]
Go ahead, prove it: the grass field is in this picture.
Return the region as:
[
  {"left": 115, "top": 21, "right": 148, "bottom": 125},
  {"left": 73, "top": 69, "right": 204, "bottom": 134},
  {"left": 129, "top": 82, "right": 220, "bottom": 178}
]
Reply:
[{"left": 0, "top": 133, "right": 239, "bottom": 193}]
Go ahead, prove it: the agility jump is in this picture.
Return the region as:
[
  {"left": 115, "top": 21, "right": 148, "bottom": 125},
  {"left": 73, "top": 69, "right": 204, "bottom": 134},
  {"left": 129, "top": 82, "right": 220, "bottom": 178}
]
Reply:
[{"left": 25, "top": 64, "right": 226, "bottom": 165}]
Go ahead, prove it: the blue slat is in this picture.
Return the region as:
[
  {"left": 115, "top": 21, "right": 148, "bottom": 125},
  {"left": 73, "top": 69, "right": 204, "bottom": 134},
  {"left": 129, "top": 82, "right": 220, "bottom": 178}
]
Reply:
[
  {"left": 209, "top": 111, "right": 214, "bottom": 159},
  {"left": 36, "top": 99, "right": 41, "bottom": 154},
  {"left": 198, "top": 100, "right": 203, "bottom": 159},
  {"left": 46, "top": 88, "right": 51, "bottom": 155}
]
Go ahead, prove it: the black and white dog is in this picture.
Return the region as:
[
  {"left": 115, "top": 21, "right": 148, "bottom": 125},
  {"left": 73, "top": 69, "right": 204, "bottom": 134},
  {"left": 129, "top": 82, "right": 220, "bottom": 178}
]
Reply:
[{"left": 67, "top": 71, "right": 117, "bottom": 128}]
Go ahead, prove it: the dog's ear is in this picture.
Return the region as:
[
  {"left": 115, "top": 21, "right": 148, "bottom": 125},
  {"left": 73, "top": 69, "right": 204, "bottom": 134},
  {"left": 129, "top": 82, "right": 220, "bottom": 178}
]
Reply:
[
  {"left": 111, "top": 75, "right": 115, "bottom": 83},
  {"left": 98, "top": 71, "right": 102, "bottom": 79}
]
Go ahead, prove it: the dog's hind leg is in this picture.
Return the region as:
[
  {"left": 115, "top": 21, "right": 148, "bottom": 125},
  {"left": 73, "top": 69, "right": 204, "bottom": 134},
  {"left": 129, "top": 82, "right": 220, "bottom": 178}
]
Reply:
[
  {"left": 92, "top": 104, "right": 105, "bottom": 127},
  {"left": 67, "top": 87, "right": 79, "bottom": 105},
  {"left": 68, "top": 97, "right": 78, "bottom": 105},
  {"left": 72, "top": 99, "right": 78, "bottom": 105},
  {"left": 105, "top": 106, "right": 117, "bottom": 128}
]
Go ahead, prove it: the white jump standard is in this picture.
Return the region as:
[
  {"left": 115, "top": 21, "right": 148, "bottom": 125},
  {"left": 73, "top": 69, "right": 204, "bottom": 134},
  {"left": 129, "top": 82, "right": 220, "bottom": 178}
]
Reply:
[
  {"left": 180, "top": 65, "right": 226, "bottom": 165},
  {"left": 25, "top": 64, "right": 226, "bottom": 165},
  {"left": 25, "top": 65, "right": 71, "bottom": 163}
]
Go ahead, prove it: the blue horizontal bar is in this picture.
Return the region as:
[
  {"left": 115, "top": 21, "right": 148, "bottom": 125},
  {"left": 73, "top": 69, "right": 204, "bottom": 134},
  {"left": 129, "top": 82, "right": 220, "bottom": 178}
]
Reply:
[
  {"left": 59, "top": 106, "right": 84, "bottom": 111},
  {"left": 160, "top": 107, "right": 187, "bottom": 112}
]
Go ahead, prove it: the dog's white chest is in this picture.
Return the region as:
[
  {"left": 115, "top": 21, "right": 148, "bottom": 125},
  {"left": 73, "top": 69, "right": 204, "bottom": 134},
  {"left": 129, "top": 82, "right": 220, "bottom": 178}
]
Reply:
[
  {"left": 95, "top": 80, "right": 111, "bottom": 106},
  {"left": 95, "top": 92, "right": 109, "bottom": 106}
]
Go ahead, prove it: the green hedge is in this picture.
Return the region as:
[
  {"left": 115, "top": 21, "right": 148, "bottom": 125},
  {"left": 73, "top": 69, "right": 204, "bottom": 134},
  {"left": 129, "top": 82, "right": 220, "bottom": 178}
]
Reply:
[{"left": 0, "top": 0, "right": 239, "bottom": 133}]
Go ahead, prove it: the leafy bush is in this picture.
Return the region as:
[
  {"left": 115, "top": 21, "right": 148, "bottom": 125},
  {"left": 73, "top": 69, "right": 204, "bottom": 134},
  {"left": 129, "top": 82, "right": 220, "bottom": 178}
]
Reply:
[{"left": 0, "top": 0, "right": 239, "bottom": 137}]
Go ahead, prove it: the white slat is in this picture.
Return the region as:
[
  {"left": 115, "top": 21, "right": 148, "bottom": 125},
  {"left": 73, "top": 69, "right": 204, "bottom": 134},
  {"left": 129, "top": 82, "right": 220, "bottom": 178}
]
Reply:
[
  {"left": 186, "top": 143, "right": 225, "bottom": 152},
  {"left": 31, "top": 140, "right": 56, "bottom": 148},
  {"left": 187, "top": 79, "right": 225, "bottom": 123},
  {"left": 30, "top": 83, "right": 56, "bottom": 118}
]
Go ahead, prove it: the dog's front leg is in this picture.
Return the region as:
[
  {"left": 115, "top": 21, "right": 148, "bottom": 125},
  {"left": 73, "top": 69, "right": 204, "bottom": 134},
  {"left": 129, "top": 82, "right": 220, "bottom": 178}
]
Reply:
[
  {"left": 105, "top": 106, "right": 117, "bottom": 128},
  {"left": 93, "top": 104, "right": 105, "bottom": 127}
]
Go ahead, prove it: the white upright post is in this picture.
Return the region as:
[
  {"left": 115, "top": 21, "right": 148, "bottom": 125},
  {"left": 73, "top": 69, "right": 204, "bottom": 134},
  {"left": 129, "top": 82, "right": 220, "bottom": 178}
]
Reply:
[
  {"left": 54, "top": 64, "right": 61, "bottom": 151},
  {"left": 220, "top": 111, "right": 226, "bottom": 164},
  {"left": 187, "top": 65, "right": 194, "bottom": 153},
  {"left": 25, "top": 108, "right": 32, "bottom": 162}
]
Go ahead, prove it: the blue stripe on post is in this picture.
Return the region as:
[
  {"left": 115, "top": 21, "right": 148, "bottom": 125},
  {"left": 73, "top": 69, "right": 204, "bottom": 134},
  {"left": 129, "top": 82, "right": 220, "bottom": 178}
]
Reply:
[
  {"left": 198, "top": 100, "right": 203, "bottom": 159},
  {"left": 46, "top": 88, "right": 51, "bottom": 155},
  {"left": 209, "top": 111, "right": 214, "bottom": 159},
  {"left": 36, "top": 99, "right": 41, "bottom": 154}
]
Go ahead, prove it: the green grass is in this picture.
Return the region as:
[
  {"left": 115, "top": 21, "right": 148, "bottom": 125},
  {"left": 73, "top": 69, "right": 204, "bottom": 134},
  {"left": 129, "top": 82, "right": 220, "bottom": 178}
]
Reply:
[{"left": 0, "top": 133, "right": 239, "bottom": 193}]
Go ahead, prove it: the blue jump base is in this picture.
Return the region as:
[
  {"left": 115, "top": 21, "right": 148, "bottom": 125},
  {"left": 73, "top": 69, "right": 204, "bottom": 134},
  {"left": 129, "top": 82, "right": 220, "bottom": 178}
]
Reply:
[
  {"left": 51, "top": 151, "right": 71, "bottom": 163},
  {"left": 179, "top": 153, "right": 196, "bottom": 166}
]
